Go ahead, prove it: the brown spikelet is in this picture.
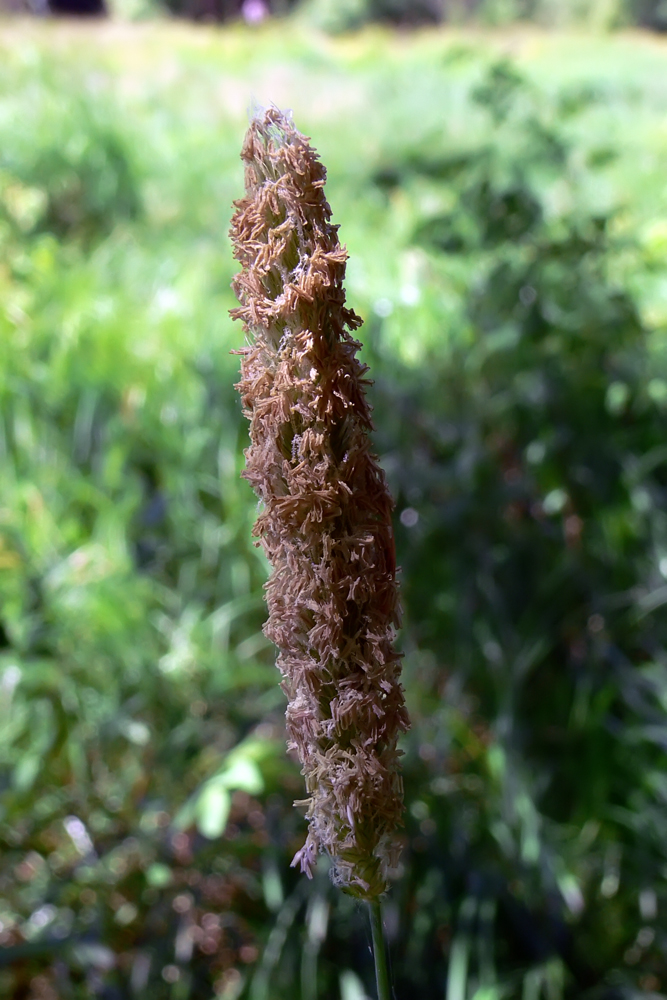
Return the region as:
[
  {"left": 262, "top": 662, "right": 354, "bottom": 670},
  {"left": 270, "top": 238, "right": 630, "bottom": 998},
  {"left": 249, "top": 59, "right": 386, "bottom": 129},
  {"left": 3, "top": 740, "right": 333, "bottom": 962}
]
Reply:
[{"left": 230, "top": 107, "right": 409, "bottom": 899}]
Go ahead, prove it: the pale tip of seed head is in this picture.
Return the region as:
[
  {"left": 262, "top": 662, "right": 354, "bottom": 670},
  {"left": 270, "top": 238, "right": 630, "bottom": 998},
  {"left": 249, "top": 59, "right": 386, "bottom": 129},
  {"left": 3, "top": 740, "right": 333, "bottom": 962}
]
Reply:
[{"left": 247, "top": 97, "right": 266, "bottom": 123}]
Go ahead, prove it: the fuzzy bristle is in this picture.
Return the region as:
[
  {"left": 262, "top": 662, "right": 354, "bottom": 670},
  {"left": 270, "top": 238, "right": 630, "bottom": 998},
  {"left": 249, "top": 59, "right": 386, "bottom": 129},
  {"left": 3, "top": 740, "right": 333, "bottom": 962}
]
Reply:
[{"left": 230, "top": 107, "right": 409, "bottom": 899}]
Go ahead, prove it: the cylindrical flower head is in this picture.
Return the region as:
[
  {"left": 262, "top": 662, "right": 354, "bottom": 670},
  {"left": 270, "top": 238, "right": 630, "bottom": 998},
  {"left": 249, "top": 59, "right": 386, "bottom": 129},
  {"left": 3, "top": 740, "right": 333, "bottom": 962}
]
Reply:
[{"left": 230, "top": 108, "right": 409, "bottom": 899}]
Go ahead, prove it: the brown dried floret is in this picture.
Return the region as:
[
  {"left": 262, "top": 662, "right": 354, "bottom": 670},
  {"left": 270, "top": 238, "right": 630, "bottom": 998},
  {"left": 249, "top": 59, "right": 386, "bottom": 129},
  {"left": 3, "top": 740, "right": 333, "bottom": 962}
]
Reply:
[{"left": 230, "top": 107, "right": 409, "bottom": 900}]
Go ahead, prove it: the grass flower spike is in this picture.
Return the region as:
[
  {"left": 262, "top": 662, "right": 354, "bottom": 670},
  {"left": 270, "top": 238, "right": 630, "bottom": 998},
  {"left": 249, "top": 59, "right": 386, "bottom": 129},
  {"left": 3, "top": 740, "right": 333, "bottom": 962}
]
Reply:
[{"left": 230, "top": 107, "right": 409, "bottom": 901}]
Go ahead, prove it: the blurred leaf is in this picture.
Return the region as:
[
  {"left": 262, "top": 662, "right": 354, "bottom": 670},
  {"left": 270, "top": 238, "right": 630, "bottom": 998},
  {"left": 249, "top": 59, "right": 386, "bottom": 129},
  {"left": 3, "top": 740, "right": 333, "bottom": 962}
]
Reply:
[{"left": 196, "top": 782, "right": 232, "bottom": 840}]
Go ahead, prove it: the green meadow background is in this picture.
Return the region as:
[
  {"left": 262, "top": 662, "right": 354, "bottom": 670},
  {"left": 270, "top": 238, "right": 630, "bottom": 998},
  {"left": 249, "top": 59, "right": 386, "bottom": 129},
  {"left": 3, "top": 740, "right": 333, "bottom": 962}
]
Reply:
[{"left": 1, "top": 16, "right": 667, "bottom": 1000}]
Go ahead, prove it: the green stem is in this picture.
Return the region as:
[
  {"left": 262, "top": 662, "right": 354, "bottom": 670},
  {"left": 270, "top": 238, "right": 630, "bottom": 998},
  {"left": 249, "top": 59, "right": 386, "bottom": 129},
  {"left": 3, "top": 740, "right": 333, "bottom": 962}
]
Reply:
[{"left": 369, "top": 899, "right": 391, "bottom": 1000}]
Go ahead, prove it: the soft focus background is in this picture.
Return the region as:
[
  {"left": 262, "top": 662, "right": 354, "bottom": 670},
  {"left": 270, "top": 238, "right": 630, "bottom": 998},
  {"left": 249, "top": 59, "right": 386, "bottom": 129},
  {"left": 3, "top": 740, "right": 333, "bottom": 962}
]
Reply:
[{"left": 1, "top": 3, "right": 667, "bottom": 999}]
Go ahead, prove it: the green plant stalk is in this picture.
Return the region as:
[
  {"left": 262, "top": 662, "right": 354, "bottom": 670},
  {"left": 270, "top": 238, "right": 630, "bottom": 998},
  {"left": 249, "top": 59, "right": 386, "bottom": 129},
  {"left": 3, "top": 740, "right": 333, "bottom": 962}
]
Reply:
[{"left": 369, "top": 899, "right": 391, "bottom": 1000}]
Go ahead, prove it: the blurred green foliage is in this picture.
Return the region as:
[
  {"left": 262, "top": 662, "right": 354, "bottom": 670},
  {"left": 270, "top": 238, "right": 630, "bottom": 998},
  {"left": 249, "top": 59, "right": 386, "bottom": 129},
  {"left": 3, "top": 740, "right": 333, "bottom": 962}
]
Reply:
[
  {"left": 299, "top": 0, "right": 667, "bottom": 32},
  {"left": 138, "top": 0, "right": 667, "bottom": 32},
  {"left": 1, "top": 22, "right": 667, "bottom": 1000},
  {"left": 297, "top": 0, "right": 631, "bottom": 32},
  {"left": 82, "top": 0, "right": 667, "bottom": 32}
]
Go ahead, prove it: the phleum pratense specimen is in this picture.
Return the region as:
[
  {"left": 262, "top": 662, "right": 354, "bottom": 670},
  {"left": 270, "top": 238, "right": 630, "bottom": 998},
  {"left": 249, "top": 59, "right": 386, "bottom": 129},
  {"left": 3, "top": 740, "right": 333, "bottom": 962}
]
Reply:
[{"left": 230, "top": 108, "right": 409, "bottom": 902}]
